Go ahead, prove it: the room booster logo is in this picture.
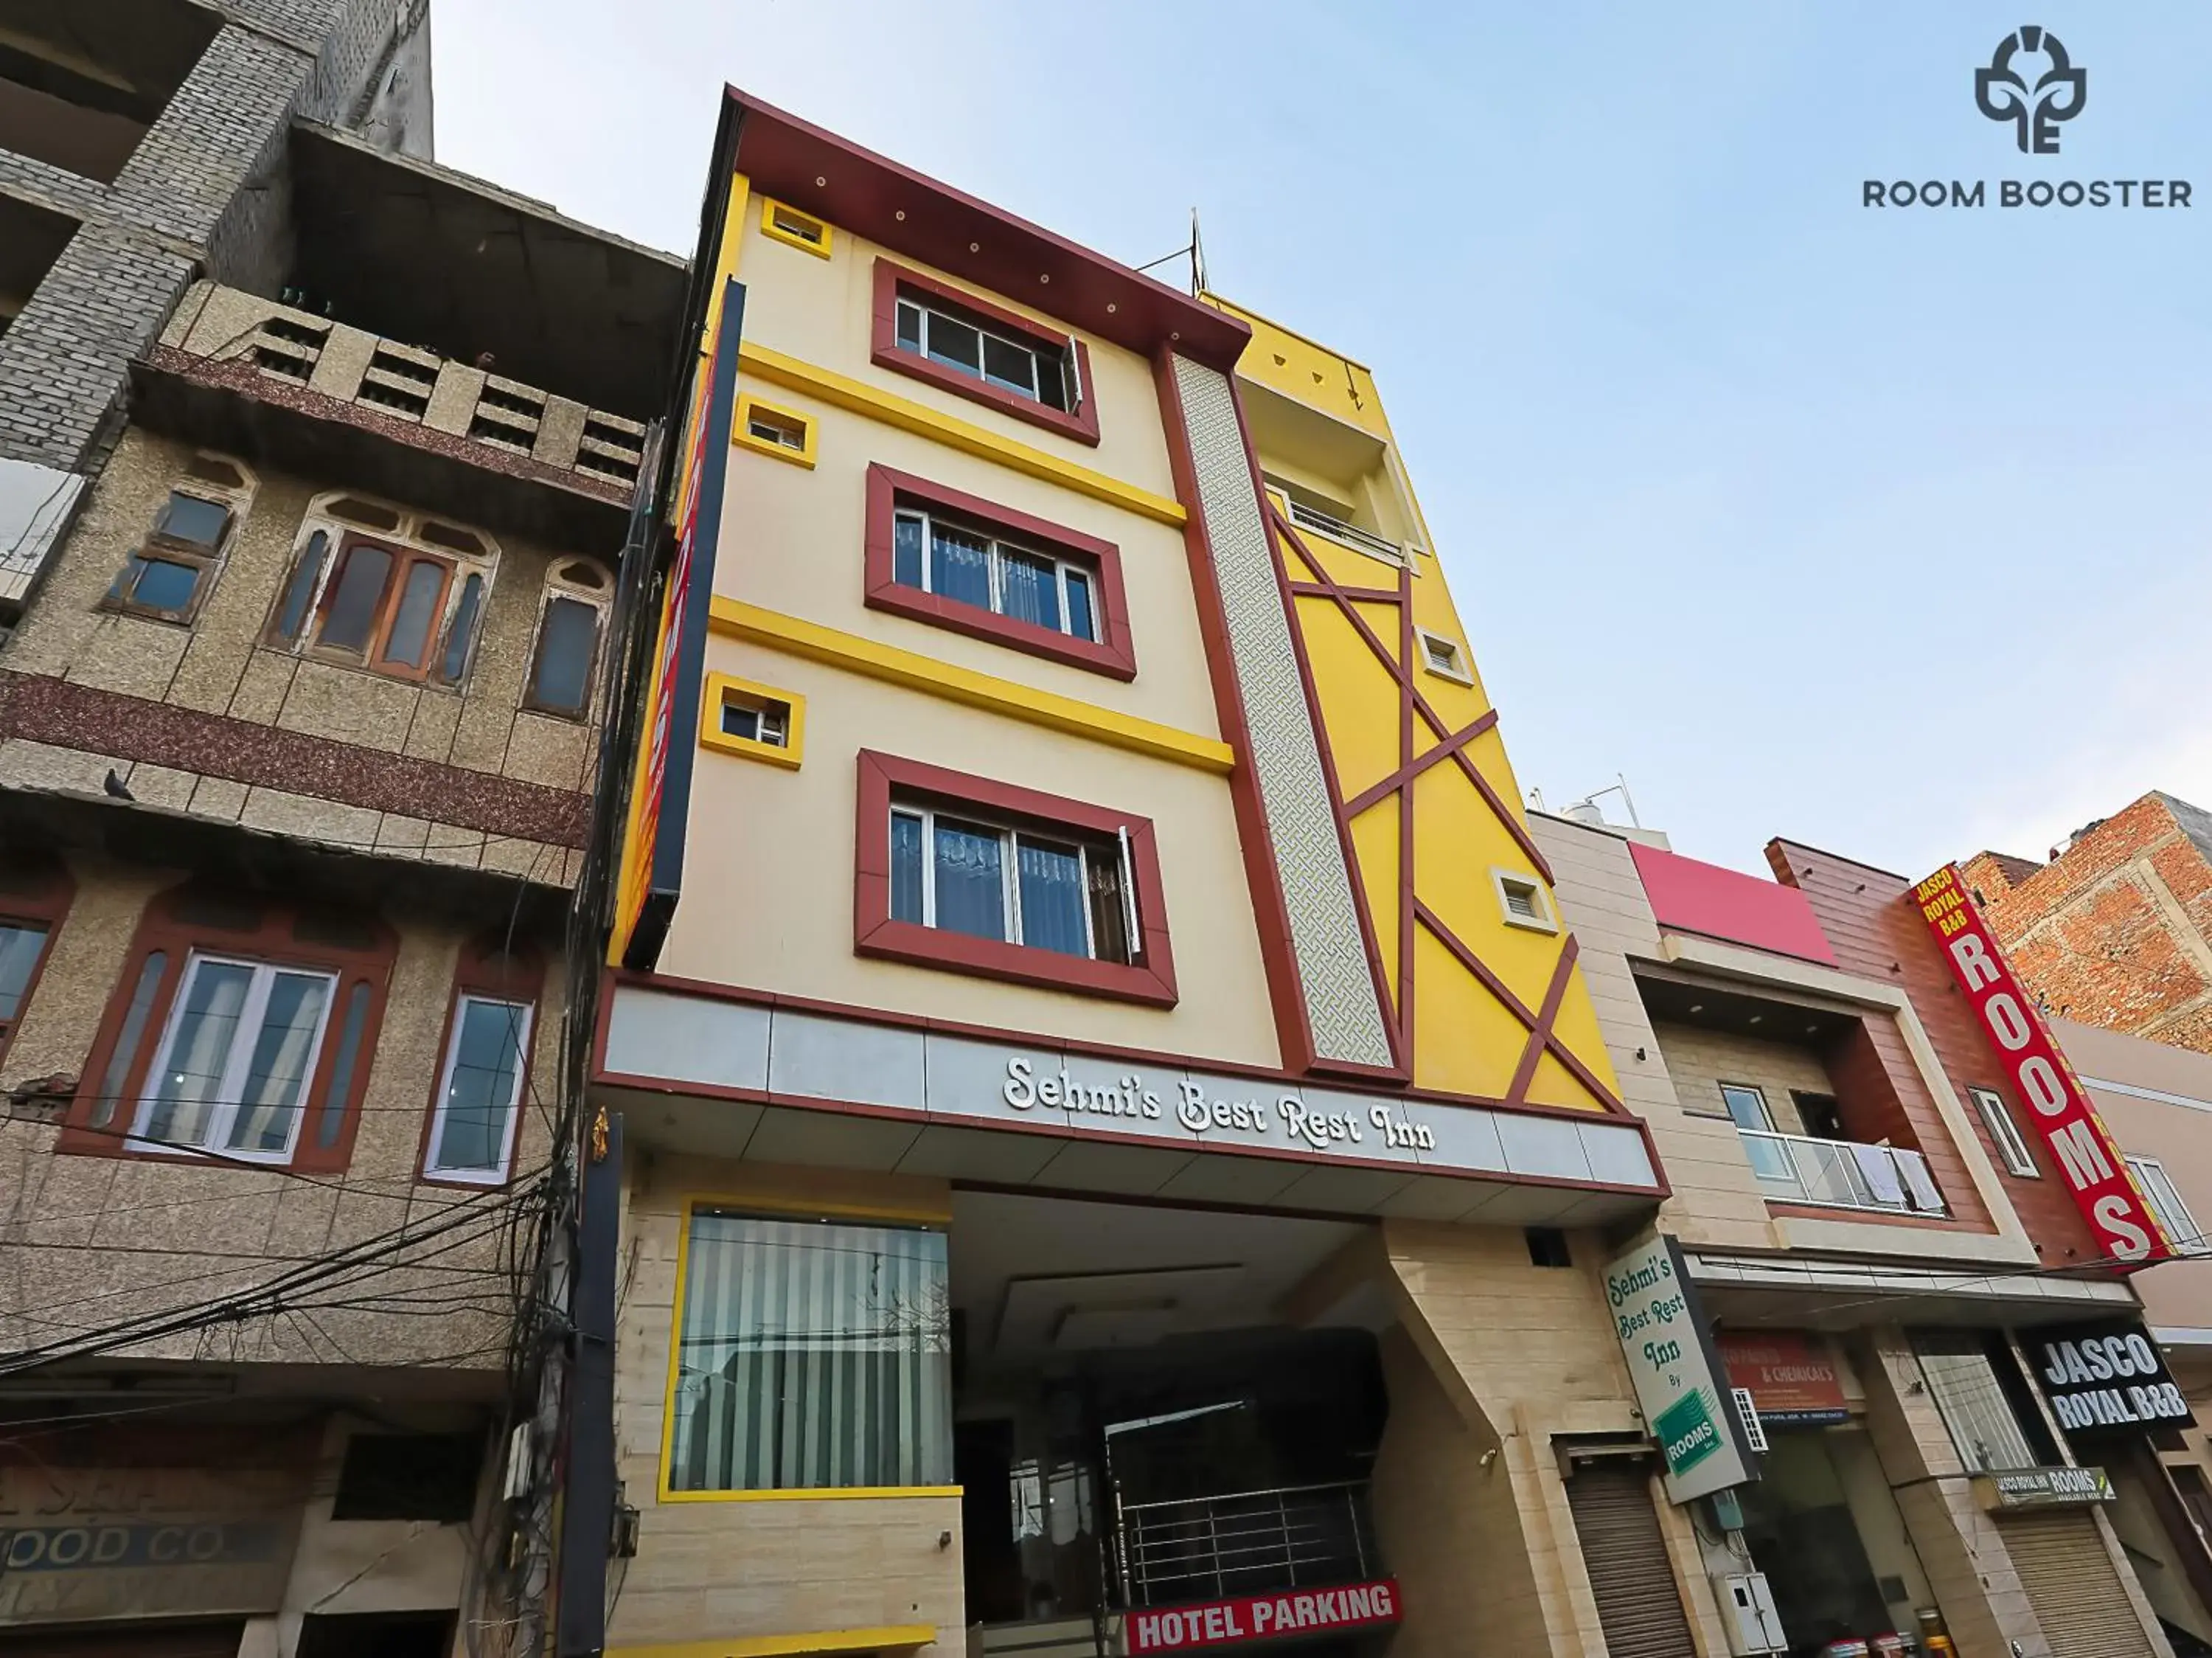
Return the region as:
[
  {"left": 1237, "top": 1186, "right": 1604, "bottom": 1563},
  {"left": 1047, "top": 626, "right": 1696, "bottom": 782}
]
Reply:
[{"left": 1864, "top": 25, "right": 2191, "bottom": 209}]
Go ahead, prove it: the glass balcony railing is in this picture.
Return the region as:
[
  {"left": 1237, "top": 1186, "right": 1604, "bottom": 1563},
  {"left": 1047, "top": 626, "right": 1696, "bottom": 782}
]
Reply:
[{"left": 1739, "top": 1128, "right": 1947, "bottom": 1217}]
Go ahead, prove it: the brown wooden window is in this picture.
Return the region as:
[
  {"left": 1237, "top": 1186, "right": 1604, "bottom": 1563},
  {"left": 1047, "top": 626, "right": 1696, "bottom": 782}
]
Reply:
[
  {"left": 855, "top": 752, "right": 1175, "bottom": 1006},
  {"left": 101, "top": 454, "right": 254, "bottom": 625},
  {"left": 872, "top": 260, "right": 1099, "bottom": 445},
  {"left": 0, "top": 854, "right": 73, "bottom": 1066},
  {"left": 524, "top": 560, "right": 611, "bottom": 719},
  {"left": 61, "top": 885, "right": 394, "bottom": 1173},
  {"left": 265, "top": 499, "right": 495, "bottom": 688},
  {"left": 418, "top": 937, "right": 546, "bottom": 1186}
]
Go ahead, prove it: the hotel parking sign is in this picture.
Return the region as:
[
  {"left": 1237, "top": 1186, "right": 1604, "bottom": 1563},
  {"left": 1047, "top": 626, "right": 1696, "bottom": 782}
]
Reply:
[{"left": 1605, "top": 1235, "right": 1756, "bottom": 1502}]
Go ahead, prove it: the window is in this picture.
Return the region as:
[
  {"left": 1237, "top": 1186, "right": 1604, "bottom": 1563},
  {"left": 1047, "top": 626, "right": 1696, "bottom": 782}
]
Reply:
[
  {"left": 424, "top": 996, "right": 531, "bottom": 1183},
  {"left": 1971, "top": 1085, "right": 2039, "bottom": 1179},
  {"left": 1526, "top": 1227, "right": 1572, "bottom": 1268},
  {"left": 855, "top": 752, "right": 1176, "bottom": 1005},
  {"left": 863, "top": 465, "right": 1135, "bottom": 679},
  {"left": 1492, "top": 869, "right": 1557, "bottom": 934},
  {"left": 524, "top": 561, "right": 610, "bottom": 720},
  {"left": 888, "top": 803, "right": 1135, "bottom": 965},
  {"left": 700, "top": 673, "right": 804, "bottom": 769},
  {"left": 2129, "top": 1154, "right": 2205, "bottom": 1255},
  {"left": 872, "top": 260, "right": 1099, "bottom": 444},
  {"left": 1416, "top": 628, "right": 1474, "bottom": 685},
  {"left": 667, "top": 1209, "right": 953, "bottom": 1494},
  {"left": 131, "top": 954, "right": 338, "bottom": 1161},
  {"left": 265, "top": 499, "right": 497, "bottom": 689},
  {"left": 1914, "top": 1333, "right": 2051, "bottom": 1473},
  {"left": 733, "top": 395, "right": 816, "bottom": 468},
  {"left": 102, "top": 457, "right": 254, "bottom": 624},
  {"left": 1719, "top": 1082, "right": 1775, "bottom": 1133},
  {"left": 0, "top": 856, "right": 72, "bottom": 1065},
  {"left": 65, "top": 887, "right": 391, "bottom": 1171},
  {"left": 333, "top": 1431, "right": 485, "bottom": 1522},
  {"left": 760, "top": 197, "right": 832, "bottom": 257}
]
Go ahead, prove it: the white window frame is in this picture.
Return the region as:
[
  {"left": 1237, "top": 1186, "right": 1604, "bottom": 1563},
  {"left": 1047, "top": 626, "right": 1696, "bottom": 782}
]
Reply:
[
  {"left": 1490, "top": 867, "right": 1558, "bottom": 934},
  {"left": 722, "top": 696, "right": 789, "bottom": 747},
  {"left": 889, "top": 805, "right": 1135, "bottom": 963},
  {"left": 894, "top": 296, "right": 1068, "bottom": 406},
  {"left": 748, "top": 407, "right": 807, "bottom": 450},
  {"left": 1969, "top": 1085, "right": 2039, "bottom": 1179},
  {"left": 425, "top": 992, "right": 535, "bottom": 1184},
  {"left": 1719, "top": 1081, "right": 1776, "bottom": 1133},
  {"left": 892, "top": 507, "right": 1098, "bottom": 642},
  {"left": 2129, "top": 1154, "right": 2206, "bottom": 1255},
  {"left": 129, "top": 951, "right": 338, "bottom": 1163},
  {"left": 1416, "top": 627, "right": 1474, "bottom": 686}
]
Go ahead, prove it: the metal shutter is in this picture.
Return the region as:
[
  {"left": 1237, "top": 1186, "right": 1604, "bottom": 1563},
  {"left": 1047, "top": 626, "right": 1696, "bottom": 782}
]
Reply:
[
  {"left": 1564, "top": 1459, "right": 1699, "bottom": 1658},
  {"left": 2001, "top": 1509, "right": 2156, "bottom": 1658}
]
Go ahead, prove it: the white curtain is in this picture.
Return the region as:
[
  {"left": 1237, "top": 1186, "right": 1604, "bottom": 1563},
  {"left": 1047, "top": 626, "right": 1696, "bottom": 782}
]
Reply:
[
  {"left": 672, "top": 1213, "right": 953, "bottom": 1492},
  {"left": 144, "top": 960, "right": 252, "bottom": 1146},
  {"left": 226, "top": 970, "right": 330, "bottom": 1153}
]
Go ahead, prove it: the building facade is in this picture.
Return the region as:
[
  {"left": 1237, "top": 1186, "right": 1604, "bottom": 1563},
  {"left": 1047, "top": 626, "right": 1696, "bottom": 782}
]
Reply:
[
  {"left": 0, "top": 108, "right": 684, "bottom": 1656},
  {"left": 572, "top": 89, "right": 1728, "bottom": 1658},
  {"left": 1965, "top": 792, "right": 2212, "bottom": 1058}
]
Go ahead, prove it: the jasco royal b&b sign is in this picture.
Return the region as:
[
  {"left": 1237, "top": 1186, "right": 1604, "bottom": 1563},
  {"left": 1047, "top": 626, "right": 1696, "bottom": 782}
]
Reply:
[
  {"left": 2030, "top": 1321, "right": 2192, "bottom": 1438},
  {"left": 1125, "top": 1580, "right": 1401, "bottom": 1652},
  {"left": 1912, "top": 866, "right": 2170, "bottom": 1266},
  {"left": 1604, "top": 1235, "right": 1756, "bottom": 1503}
]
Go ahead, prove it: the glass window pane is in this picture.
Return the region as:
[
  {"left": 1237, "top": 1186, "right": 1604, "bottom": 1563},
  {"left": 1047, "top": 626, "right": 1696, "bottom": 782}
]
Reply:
[
  {"left": 892, "top": 513, "right": 925, "bottom": 589},
  {"left": 156, "top": 493, "right": 231, "bottom": 549},
  {"left": 434, "top": 996, "right": 529, "bottom": 1173},
  {"left": 275, "top": 531, "right": 328, "bottom": 644},
  {"left": 931, "top": 819, "right": 1005, "bottom": 941},
  {"left": 319, "top": 543, "right": 393, "bottom": 653},
  {"left": 94, "top": 951, "right": 166, "bottom": 1131},
  {"left": 669, "top": 1213, "right": 952, "bottom": 1492},
  {"left": 1916, "top": 1340, "right": 2038, "bottom": 1472},
  {"left": 998, "top": 549, "right": 1060, "bottom": 632},
  {"left": 130, "top": 558, "right": 202, "bottom": 614},
  {"left": 721, "top": 701, "right": 760, "bottom": 741},
  {"left": 931, "top": 526, "right": 992, "bottom": 611},
  {"left": 381, "top": 558, "right": 447, "bottom": 669},
  {"left": 0, "top": 923, "right": 46, "bottom": 1022},
  {"left": 437, "top": 572, "right": 484, "bottom": 684},
  {"left": 144, "top": 959, "right": 254, "bottom": 1148},
  {"left": 226, "top": 970, "right": 331, "bottom": 1154},
  {"left": 1064, "top": 569, "right": 1095, "bottom": 641},
  {"left": 926, "top": 313, "right": 982, "bottom": 378},
  {"left": 891, "top": 812, "right": 925, "bottom": 924},
  {"left": 531, "top": 595, "right": 600, "bottom": 715},
  {"left": 317, "top": 981, "right": 372, "bottom": 1148},
  {"left": 1015, "top": 838, "right": 1088, "bottom": 956},
  {"left": 1087, "top": 850, "right": 1130, "bottom": 965},
  {"left": 1720, "top": 1084, "right": 1773, "bottom": 1132},
  {"left": 981, "top": 333, "right": 1037, "bottom": 397},
  {"left": 896, "top": 301, "right": 922, "bottom": 354}
]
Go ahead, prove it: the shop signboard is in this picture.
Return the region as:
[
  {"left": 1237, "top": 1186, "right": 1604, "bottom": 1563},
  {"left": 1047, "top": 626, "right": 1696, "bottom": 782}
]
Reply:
[
  {"left": 1718, "top": 1331, "right": 1851, "bottom": 1426},
  {"left": 1911, "top": 865, "right": 2169, "bottom": 1265},
  {"left": 1125, "top": 1579, "right": 1401, "bottom": 1652},
  {"left": 1605, "top": 1235, "right": 1758, "bottom": 1502},
  {"left": 1972, "top": 1466, "right": 2114, "bottom": 1511},
  {"left": 2027, "top": 1319, "right": 2192, "bottom": 1438}
]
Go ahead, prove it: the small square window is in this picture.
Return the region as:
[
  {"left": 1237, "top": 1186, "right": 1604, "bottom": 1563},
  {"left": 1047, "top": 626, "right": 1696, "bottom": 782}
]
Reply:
[
  {"left": 734, "top": 395, "right": 816, "bottom": 468},
  {"left": 102, "top": 486, "right": 239, "bottom": 623},
  {"left": 701, "top": 673, "right": 804, "bottom": 769},
  {"left": 1416, "top": 627, "right": 1473, "bottom": 685},
  {"left": 761, "top": 198, "right": 832, "bottom": 258},
  {"left": 1492, "top": 868, "right": 1557, "bottom": 933}
]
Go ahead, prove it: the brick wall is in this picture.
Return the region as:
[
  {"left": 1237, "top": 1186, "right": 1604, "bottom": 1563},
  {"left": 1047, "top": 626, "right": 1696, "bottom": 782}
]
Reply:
[{"left": 1969, "top": 794, "right": 2212, "bottom": 1056}]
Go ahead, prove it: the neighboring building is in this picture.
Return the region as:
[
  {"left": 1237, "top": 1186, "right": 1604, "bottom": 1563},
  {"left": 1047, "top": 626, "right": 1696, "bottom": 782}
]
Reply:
[
  {"left": 568, "top": 88, "right": 1728, "bottom": 1658},
  {"left": 0, "top": 110, "right": 685, "bottom": 1657},
  {"left": 1538, "top": 811, "right": 2209, "bottom": 1657},
  {"left": 1964, "top": 791, "right": 2212, "bottom": 1058},
  {"left": 0, "top": 0, "right": 430, "bottom": 617}
]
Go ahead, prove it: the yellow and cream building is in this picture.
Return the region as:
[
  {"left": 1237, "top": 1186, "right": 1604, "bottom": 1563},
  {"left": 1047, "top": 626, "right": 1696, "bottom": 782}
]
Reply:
[{"left": 584, "top": 89, "right": 1729, "bottom": 1658}]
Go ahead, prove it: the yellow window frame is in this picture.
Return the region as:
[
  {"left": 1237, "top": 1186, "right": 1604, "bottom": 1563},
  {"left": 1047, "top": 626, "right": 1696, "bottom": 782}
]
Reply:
[
  {"left": 700, "top": 670, "right": 804, "bottom": 769},
  {"left": 733, "top": 392, "right": 818, "bottom": 468},
  {"left": 759, "top": 197, "right": 833, "bottom": 259}
]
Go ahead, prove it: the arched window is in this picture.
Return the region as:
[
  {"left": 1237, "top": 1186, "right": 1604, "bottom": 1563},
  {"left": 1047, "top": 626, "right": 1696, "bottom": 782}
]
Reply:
[
  {"left": 101, "top": 452, "right": 256, "bottom": 625},
  {"left": 0, "top": 853, "right": 74, "bottom": 1066},
  {"left": 61, "top": 884, "right": 396, "bottom": 1173},
  {"left": 524, "top": 558, "right": 611, "bottom": 720}
]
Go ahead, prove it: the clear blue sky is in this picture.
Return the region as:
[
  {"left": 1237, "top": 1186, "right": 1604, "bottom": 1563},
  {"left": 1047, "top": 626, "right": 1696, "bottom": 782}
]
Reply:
[{"left": 436, "top": 1, "right": 2212, "bottom": 878}]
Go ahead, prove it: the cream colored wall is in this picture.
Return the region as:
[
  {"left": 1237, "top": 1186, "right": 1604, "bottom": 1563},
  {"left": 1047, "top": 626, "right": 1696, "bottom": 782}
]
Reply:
[
  {"left": 736, "top": 211, "right": 1179, "bottom": 500},
  {"left": 659, "top": 638, "right": 1282, "bottom": 1068},
  {"left": 1650, "top": 1021, "right": 1834, "bottom": 1137},
  {"left": 712, "top": 389, "right": 1220, "bottom": 740},
  {"left": 610, "top": 1155, "right": 964, "bottom": 1654},
  {"left": 0, "top": 850, "right": 563, "bottom": 1372},
  {"left": 1531, "top": 814, "right": 1782, "bottom": 1253}
]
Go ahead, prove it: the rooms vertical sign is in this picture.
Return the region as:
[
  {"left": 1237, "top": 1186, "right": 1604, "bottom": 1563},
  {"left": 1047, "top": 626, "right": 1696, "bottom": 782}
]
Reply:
[{"left": 1912, "top": 864, "right": 2168, "bottom": 1264}]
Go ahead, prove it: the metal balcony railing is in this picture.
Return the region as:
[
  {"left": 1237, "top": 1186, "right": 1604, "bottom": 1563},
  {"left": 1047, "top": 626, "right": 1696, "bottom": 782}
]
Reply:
[
  {"left": 1118, "top": 1480, "right": 1375, "bottom": 1608},
  {"left": 1284, "top": 501, "right": 1405, "bottom": 565},
  {"left": 1739, "top": 1128, "right": 1947, "bottom": 1216}
]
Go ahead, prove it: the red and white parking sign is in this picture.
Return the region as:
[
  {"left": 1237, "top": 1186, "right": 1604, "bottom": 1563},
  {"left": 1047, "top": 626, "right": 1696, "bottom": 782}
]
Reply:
[{"left": 1126, "top": 1581, "right": 1402, "bottom": 1651}]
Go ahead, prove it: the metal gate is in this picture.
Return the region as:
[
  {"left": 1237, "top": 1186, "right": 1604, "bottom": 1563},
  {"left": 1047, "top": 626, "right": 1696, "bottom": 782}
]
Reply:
[
  {"left": 1563, "top": 1458, "right": 1698, "bottom": 1658},
  {"left": 2001, "top": 1509, "right": 2155, "bottom": 1658}
]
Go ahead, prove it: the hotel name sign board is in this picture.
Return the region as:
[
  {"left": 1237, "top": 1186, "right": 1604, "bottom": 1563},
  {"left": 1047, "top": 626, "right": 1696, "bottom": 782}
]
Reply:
[{"left": 1001, "top": 1056, "right": 1438, "bottom": 1155}]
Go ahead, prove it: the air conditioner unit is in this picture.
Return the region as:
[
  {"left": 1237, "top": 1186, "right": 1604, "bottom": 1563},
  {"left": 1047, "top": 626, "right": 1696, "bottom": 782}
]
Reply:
[{"left": 1711, "top": 1572, "right": 1787, "bottom": 1657}]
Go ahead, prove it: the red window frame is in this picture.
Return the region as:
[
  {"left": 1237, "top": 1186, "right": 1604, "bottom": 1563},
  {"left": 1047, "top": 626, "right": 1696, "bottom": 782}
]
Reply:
[
  {"left": 854, "top": 751, "right": 1176, "bottom": 1006},
  {"left": 58, "top": 885, "right": 395, "bottom": 1173},
  {"left": 871, "top": 258, "right": 1101, "bottom": 446},
  {"left": 863, "top": 463, "right": 1136, "bottom": 680},
  {"left": 414, "top": 936, "right": 548, "bottom": 1188},
  {"left": 0, "top": 854, "right": 74, "bottom": 1066}
]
